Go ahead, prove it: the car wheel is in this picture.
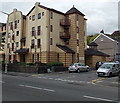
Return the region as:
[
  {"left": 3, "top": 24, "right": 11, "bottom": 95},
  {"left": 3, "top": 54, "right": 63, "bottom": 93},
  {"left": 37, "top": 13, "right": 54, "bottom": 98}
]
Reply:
[
  {"left": 77, "top": 69, "right": 80, "bottom": 73},
  {"left": 109, "top": 72, "right": 112, "bottom": 77},
  {"left": 86, "top": 68, "right": 89, "bottom": 72}
]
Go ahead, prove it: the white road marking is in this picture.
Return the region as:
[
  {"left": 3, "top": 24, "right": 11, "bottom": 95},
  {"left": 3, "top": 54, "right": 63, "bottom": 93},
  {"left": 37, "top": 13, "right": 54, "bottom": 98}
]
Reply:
[
  {"left": 37, "top": 76, "right": 93, "bottom": 85},
  {"left": 19, "top": 84, "right": 55, "bottom": 92},
  {"left": 84, "top": 95, "right": 113, "bottom": 102},
  {"left": 48, "top": 78, "right": 53, "bottom": 80},
  {"left": 43, "top": 88, "right": 55, "bottom": 92}
]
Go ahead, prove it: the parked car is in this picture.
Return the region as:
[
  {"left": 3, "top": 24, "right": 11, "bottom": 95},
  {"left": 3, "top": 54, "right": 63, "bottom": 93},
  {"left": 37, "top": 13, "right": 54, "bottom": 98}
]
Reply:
[
  {"left": 96, "top": 62, "right": 120, "bottom": 77},
  {"left": 68, "top": 63, "right": 90, "bottom": 73}
]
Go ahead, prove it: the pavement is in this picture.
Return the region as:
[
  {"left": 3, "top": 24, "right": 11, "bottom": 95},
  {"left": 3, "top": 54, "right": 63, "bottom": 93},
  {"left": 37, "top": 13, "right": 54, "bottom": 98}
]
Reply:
[{"left": 2, "top": 71, "right": 36, "bottom": 77}]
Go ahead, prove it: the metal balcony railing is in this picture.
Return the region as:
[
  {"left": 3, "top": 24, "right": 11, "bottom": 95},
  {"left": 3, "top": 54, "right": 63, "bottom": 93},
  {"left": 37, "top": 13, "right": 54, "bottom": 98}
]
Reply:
[
  {"left": 60, "top": 32, "right": 70, "bottom": 39},
  {"left": 60, "top": 19, "right": 71, "bottom": 26}
]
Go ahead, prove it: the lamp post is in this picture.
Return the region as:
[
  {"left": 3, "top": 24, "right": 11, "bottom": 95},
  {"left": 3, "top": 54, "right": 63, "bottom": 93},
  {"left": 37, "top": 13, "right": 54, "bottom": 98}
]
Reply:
[{"left": 0, "top": 11, "right": 9, "bottom": 73}]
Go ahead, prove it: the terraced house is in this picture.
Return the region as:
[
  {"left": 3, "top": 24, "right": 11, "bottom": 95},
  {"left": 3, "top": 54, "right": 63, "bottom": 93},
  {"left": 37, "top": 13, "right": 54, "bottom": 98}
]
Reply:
[{"left": 5, "top": 2, "right": 87, "bottom": 67}]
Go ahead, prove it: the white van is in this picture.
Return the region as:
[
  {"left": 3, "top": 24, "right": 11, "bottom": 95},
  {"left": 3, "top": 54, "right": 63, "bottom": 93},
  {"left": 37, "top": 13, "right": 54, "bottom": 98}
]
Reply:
[{"left": 96, "top": 62, "right": 120, "bottom": 77}]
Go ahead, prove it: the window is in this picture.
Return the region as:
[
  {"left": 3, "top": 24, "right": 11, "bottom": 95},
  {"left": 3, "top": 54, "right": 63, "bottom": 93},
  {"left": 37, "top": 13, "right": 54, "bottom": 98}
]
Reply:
[
  {"left": 23, "top": 41, "right": 26, "bottom": 46},
  {"left": 8, "top": 33, "right": 10, "bottom": 38},
  {"left": 31, "top": 39, "right": 35, "bottom": 49},
  {"left": 50, "top": 12, "right": 53, "bottom": 19},
  {"left": 37, "top": 26, "right": 41, "bottom": 35},
  {"left": 42, "top": 12, "right": 44, "bottom": 16},
  {"left": 12, "top": 32, "right": 15, "bottom": 41},
  {"left": 50, "top": 25, "right": 53, "bottom": 32},
  {"left": 32, "top": 54, "right": 34, "bottom": 63},
  {"left": 32, "top": 15, "right": 35, "bottom": 21},
  {"left": 32, "top": 27, "right": 35, "bottom": 36},
  {"left": 16, "top": 31, "right": 19, "bottom": 36},
  {"left": 50, "top": 38, "right": 53, "bottom": 45},
  {"left": 77, "top": 39, "right": 79, "bottom": 46},
  {"left": 38, "top": 13, "right": 41, "bottom": 19},
  {"left": 14, "top": 20, "right": 17, "bottom": 29},
  {"left": 10, "top": 22, "right": 13, "bottom": 30},
  {"left": 76, "top": 27, "right": 79, "bottom": 33},
  {"left": 1, "top": 27, "right": 3, "bottom": 31},
  {"left": 12, "top": 43, "right": 14, "bottom": 51},
  {"left": 57, "top": 53, "right": 59, "bottom": 62},
  {"left": 18, "top": 20, "right": 19, "bottom": 23},
  {"left": 29, "top": 16, "right": 31, "bottom": 20},
  {"left": 7, "top": 43, "right": 10, "bottom": 48},
  {"left": 5, "top": 25, "right": 6, "bottom": 30},
  {"left": 37, "top": 54, "right": 39, "bottom": 61},
  {"left": 37, "top": 39, "right": 41, "bottom": 48},
  {"left": 16, "top": 42, "right": 19, "bottom": 47},
  {"left": 76, "top": 15, "right": 79, "bottom": 21}
]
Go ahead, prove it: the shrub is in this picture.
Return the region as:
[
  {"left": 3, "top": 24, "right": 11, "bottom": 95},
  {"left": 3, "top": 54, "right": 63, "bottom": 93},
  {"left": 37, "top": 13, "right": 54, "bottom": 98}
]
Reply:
[
  {"left": 46, "top": 62, "right": 63, "bottom": 68},
  {"left": 26, "top": 63, "right": 35, "bottom": 66},
  {"left": 18, "top": 62, "right": 27, "bottom": 66}
]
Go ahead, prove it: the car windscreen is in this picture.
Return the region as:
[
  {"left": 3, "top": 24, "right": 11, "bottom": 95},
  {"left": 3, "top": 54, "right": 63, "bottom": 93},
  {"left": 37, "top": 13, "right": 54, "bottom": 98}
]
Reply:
[
  {"left": 100, "top": 64, "right": 113, "bottom": 69},
  {"left": 70, "top": 64, "right": 74, "bottom": 66}
]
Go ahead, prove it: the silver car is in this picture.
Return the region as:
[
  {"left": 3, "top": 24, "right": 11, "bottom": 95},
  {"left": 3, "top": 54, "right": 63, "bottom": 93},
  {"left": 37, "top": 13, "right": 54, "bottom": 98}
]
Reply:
[
  {"left": 68, "top": 63, "right": 90, "bottom": 73},
  {"left": 96, "top": 62, "right": 120, "bottom": 77}
]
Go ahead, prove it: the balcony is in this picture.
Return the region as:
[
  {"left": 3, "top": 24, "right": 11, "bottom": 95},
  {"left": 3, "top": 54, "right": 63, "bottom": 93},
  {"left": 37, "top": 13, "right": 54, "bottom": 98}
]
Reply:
[
  {"left": 60, "top": 32, "right": 70, "bottom": 40},
  {"left": 60, "top": 19, "right": 70, "bottom": 27}
]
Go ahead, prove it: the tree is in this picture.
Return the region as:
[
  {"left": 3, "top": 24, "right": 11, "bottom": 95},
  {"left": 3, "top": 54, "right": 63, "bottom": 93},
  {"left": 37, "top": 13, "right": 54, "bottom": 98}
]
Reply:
[{"left": 87, "top": 34, "right": 99, "bottom": 45}]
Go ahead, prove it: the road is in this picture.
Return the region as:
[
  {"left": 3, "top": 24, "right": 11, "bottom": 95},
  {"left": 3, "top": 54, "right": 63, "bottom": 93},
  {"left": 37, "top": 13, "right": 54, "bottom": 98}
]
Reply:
[{"left": 2, "top": 70, "right": 119, "bottom": 102}]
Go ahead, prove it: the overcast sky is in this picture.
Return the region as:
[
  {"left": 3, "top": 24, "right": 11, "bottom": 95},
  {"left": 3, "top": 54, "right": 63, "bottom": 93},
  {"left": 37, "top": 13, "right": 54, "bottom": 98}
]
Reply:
[{"left": 0, "top": 0, "right": 119, "bottom": 35}]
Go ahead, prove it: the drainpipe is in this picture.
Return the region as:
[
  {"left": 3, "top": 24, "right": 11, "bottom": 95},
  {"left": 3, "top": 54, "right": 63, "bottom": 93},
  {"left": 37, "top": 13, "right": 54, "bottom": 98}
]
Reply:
[{"left": 48, "top": 10, "right": 51, "bottom": 63}]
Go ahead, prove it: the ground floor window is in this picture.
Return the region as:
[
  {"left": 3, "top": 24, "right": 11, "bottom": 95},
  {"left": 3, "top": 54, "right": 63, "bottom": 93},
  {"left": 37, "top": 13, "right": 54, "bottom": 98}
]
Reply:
[
  {"left": 57, "top": 53, "right": 59, "bottom": 62},
  {"left": 32, "top": 54, "right": 34, "bottom": 63},
  {"left": 37, "top": 54, "right": 39, "bottom": 62}
]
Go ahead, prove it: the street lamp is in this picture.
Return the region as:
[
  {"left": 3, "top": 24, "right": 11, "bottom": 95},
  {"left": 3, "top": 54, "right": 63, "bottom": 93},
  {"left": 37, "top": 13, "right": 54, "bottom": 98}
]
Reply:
[{"left": 0, "top": 11, "right": 9, "bottom": 73}]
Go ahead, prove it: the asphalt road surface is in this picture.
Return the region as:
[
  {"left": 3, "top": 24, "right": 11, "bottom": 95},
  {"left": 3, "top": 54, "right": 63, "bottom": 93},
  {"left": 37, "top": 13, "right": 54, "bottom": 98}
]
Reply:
[{"left": 2, "top": 70, "right": 119, "bottom": 102}]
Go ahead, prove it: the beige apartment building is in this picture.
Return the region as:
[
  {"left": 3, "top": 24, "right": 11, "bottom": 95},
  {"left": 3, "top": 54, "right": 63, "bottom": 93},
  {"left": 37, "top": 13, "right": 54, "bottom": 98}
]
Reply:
[
  {"left": 5, "top": 2, "right": 87, "bottom": 67},
  {"left": 0, "top": 23, "right": 6, "bottom": 62}
]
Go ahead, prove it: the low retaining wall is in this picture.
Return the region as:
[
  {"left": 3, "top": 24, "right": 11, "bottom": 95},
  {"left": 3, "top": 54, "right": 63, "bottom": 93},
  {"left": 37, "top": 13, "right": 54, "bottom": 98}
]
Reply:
[
  {"left": 7, "top": 64, "right": 38, "bottom": 73},
  {"left": 2, "top": 63, "right": 68, "bottom": 73}
]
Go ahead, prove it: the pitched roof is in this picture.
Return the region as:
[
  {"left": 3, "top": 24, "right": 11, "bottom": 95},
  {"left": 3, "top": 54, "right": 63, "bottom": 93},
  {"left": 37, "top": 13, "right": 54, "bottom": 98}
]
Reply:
[
  {"left": 65, "top": 6, "right": 85, "bottom": 16},
  {"left": 111, "top": 30, "right": 120, "bottom": 36},
  {"left": 88, "top": 42, "right": 98, "bottom": 46},
  {"left": 56, "top": 44, "right": 75, "bottom": 53},
  {"left": 14, "top": 48, "right": 29, "bottom": 54},
  {"left": 26, "top": 5, "right": 64, "bottom": 16},
  {"left": 85, "top": 48, "right": 109, "bottom": 57},
  {"left": 104, "top": 34, "right": 120, "bottom": 42}
]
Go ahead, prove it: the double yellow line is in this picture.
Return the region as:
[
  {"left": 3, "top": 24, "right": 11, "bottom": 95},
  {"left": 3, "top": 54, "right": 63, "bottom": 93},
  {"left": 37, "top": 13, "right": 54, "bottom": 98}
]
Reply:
[{"left": 92, "top": 78, "right": 107, "bottom": 83}]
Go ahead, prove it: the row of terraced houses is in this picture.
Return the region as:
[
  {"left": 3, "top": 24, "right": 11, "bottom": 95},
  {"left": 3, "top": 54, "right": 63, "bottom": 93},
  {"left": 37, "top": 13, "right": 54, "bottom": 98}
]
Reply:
[{"left": 0, "top": 2, "right": 87, "bottom": 67}]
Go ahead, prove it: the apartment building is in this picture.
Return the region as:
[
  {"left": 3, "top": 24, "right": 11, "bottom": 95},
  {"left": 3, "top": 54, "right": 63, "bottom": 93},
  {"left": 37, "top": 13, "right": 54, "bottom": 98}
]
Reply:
[
  {"left": 0, "top": 23, "right": 6, "bottom": 61},
  {"left": 5, "top": 2, "right": 87, "bottom": 67}
]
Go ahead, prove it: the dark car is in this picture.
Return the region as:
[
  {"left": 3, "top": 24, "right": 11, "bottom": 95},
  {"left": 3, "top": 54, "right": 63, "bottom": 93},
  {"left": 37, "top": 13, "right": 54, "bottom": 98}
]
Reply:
[{"left": 95, "top": 61, "right": 105, "bottom": 70}]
